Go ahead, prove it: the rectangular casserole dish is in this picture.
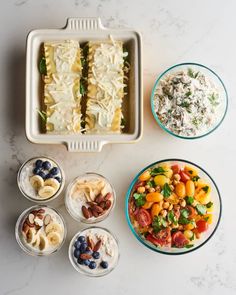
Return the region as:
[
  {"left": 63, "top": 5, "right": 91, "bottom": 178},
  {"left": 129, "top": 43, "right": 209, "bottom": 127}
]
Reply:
[{"left": 26, "top": 17, "right": 143, "bottom": 152}]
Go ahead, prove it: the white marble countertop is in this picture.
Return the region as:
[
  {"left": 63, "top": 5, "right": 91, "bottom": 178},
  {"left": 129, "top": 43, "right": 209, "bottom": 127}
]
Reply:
[{"left": 0, "top": 0, "right": 236, "bottom": 294}]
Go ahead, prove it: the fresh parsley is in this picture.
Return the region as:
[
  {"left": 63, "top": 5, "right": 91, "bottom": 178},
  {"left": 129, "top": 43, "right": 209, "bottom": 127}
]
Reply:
[
  {"left": 147, "top": 180, "right": 156, "bottom": 188},
  {"left": 190, "top": 233, "right": 195, "bottom": 241},
  {"left": 185, "top": 244, "right": 194, "bottom": 249},
  {"left": 204, "top": 216, "right": 210, "bottom": 222},
  {"left": 80, "top": 83, "right": 86, "bottom": 96},
  {"left": 185, "top": 90, "right": 192, "bottom": 97},
  {"left": 192, "top": 175, "right": 200, "bottom": 182},
  {"left": 202, "top": 186, "right": 209, "bottom": 193},
  {"left": 185, "top": 196, "right": 194, "bottom": 205},
  {"left": 39, "top": 57, "right": 47, "bottom": 75},
  {"left": 152, "top": 216, "right": 167, "bottom": 233},
  {"left": 187, "top": 68, "right": 199, "bottom": 79},
  {"left": 208, "top": 93, "right": 220, "bottom": 107},
  {"left": 206, "top": 201, "right": 213, "bottom": 209},
  {"left": 196, "top": 204, "right": 207, "bottom": 215},
  {"left": 162, "top": 183, "right": 172, "bottom": 198},
  {"left": 167, "top": 210, "right": 178, "bottom": 225},
  {"left": 121, "top": 118, "right": 126, "bottom": 127},
  {"left": 150, "top": 167, "right": 166, "bottom": 176},
  {"left": 178, "top": 209, "right": 190, "bottom": 225},
  {"left": 181, "top": 209, "right": 189, "bottom": 218},
  {"left": 181, "top": 101, "right": 190, "bottom": 108},
  {"left": 133, "top": 193, "right": 146, "bottom": 207}
]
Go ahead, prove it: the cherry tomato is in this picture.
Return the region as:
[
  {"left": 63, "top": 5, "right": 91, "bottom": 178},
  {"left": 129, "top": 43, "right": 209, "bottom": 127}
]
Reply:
[
  {"left": 146, "top": 228, "right": 171, "bottom": 247},
  {"left": 172, "top": 231, "right": 189, "bottom": 248},
  {"left": 171, "top": 164, "right": 180, "bottom": 174},
  {"left": 186, "top": 205, "right": 196, "bottom": 219},
  {"left": 153, "top": 228, "right": 171, "bottom": 247},
  {"left": 179, "top": 170, "right": 191, "bottom": 182},
  {"left": 196, "top": 220, "right": 208, "bottom": 233},
  {"left": 136, "top": 208, "right": 152, "bottom": 227}
]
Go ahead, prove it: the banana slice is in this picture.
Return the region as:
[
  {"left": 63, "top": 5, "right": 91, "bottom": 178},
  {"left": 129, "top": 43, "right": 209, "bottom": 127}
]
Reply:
[
  {"left": 47, "top": 232, "right": 61, "bottom": 246},
  {"left": 38, "top": 186, "right": 56, "bottom": 199},
  {"left": 44, "top": 178, "right": 60, "bottom": 191},
  {"left": 26, "top": 228, "right": 36, "bottom": 244},
  {"left": 32, "top": 235, "right": 40, "bottom": 247},
  {"left": 30, "top": 175, "right": 44, "bottom": 190},
  {"left": 45, "top": 222, "right": 62, "bottom": 235},
  {"left": 39, "top": 235, "right": 47, "bottom": 251}
]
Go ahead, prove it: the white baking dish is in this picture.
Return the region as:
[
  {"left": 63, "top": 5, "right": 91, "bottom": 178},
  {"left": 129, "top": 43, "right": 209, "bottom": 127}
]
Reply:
[{"left": 26, "top": 17, "right": 143, "bottom": 152}]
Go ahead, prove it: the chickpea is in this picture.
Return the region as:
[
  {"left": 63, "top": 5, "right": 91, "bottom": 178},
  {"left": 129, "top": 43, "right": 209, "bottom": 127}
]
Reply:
[
  {"left": 163, "top": 201, "right": 170, "bottom": 209},
  {"left": 155, "top": 185, "right": 161, "bottom": 192},
  {"left": 149, "top": 177, "right": 154, "bottom": 181},
  {"left": 145, "top": 184, "right": 150, "bottom": 190},
  {"left": 180, "top": 199, "right": 186, "bottom": 207},
  {"left": 173, "top": 180, "right": 178, "bottom": 186},
  {"left": 160, "top": 209, "right": 167, "bottom": 218},
  {"left": 170, "top": 185, "right": 174, "bottom": 191},
  {"left": 192, "top": 200, "right": 197, "bottom": 207},
  {"left": 137, "top": 186, "right": 145, "bottom": 194},
  {"left": 148, "top": 187, "right": 155, "bottom": 193},
  {"left": 172, "top": 223, "right": 179, "bottom": 228},
  {"left": 168, "top": 204, "right": 173, "bottom": 211},
  {"left": 174, "top": 174, "right": 181, "bottom": 181},
  {"left": 178, "top": 225, "right": 184, "bottom": 230}
]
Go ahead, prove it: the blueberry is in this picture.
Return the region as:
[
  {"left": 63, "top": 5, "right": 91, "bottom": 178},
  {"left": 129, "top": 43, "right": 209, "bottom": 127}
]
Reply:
[
  {"left": 55, "top": 176, "right": 61, "bottom": 183},
  {"left": 100, "top": 261, "right": 108, "bottom": 269},
  {"left": 50, "top": 167, "right": 59, "bottom": 175},
  {"left": 35, "top": 159, "right": 43, "bottom": 168},
  {"left": 85, "top": 248, "right": 93, "bottom": 255},
  {"left": 89, "top": 261, "right": 97, "bottom": 269},
  {"left": 79, "top": 243, "right": 87, "bottom": 253},
  {"left": 78, "top": 236, "right": 86, "bottom": 243},
  {"left": 33, "top": 167, "right": 41, "bottom": 175},
  {"left": 42, "top": 161, "right": 51, "bottom": 170},
  {"left": 45, "top": 173, "right": 53, "bottom": 180},
  {"left": 83, "top": 259, "right": 90, "bottom": 266},
  {"left": 92, "top": 251, "right": 100, "bottom": 259},
  {"left": 77, "top": 258, "right": 84, "bottom": 265},
  {"left": 74, "top": 240, "right": 81, "bottom": 249},
  {"left": 38, "top": 171, "right": 46, "bottom": 179},
  {"left": 74, "top": 249, "right": 81, "bottom": 258}
]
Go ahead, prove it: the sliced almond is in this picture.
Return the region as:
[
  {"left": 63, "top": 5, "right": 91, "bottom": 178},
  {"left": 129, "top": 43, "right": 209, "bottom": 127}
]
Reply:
[
  {"left": 82, "top": 206, "right": 92, "bottom": 219},
  {"left": 105, "top": 200, "right": 112, "bottom": 210},
  {"left": 44, "top": 214, "right": 51, "bottom": 226},
  {"left": 92, "top": 205, "right": 103, "bottom": 214},
  {"left": 80, "top": 253, "right": 92, "bottom": 260},
  {"left": 104, "top": 192, "right": 112, "bottom": 201},
  {"left": 34, "top": 217, "right": 43, "bottom": 227},
  {"left": 95, "top": 193, "right": 104, "bottom": 204}
]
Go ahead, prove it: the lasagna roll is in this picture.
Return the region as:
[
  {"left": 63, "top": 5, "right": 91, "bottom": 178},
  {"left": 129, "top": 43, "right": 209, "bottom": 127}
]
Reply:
[
  {"left": 85, "top": 41, "right": 126, "bottom": 133},
  {"left": 43, "top": 40, "right": 82, "bottom": 133}
]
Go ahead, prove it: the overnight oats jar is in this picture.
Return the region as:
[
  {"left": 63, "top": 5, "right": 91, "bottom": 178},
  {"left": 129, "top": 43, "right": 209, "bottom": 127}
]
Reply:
[
  {"left": 15, "top": 205, "right": 66, "bottom": 256},
  {"left": 65, "top": 173, "right": 116, "bottom": 224},
  {"left": 17, "top": 156, "right": 65, "bottom": 202},
  {"left": 68, "top": 227, "right": 119, "bottom": 277}
]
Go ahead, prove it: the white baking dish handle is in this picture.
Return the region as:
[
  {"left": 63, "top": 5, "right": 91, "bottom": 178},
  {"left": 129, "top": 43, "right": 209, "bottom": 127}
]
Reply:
[
  {"left": 66, "top": 140, "right": 107, "bottom": 152},
  {"left": 65, "top": 17, "right": 105, "bottom": 30}
]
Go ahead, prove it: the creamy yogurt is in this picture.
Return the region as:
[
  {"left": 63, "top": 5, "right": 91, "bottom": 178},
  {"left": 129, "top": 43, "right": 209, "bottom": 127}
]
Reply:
[
  {"left": 17, "top": 157, "right": 64, "bottom": 202},
  {"left": 16, "top": 206, "right": 66, "bottom": 256},
  {"left": 65, "top": 173, "right": 115, "bottom": 223},
  {"left": 69, "top": 227, "right": 119, "bottom": 276}
]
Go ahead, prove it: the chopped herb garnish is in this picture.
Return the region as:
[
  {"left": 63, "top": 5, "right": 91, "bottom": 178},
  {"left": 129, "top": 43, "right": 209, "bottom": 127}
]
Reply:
[
  {"left": 204, "top": 216, "right": 210, "bottom": 222},
  {"left": 196, "top": 204, "right": 207, "bottom": 215},
  {"left": 167, "top": 210, "right": 178, "bottom": 225},
  {"left": 133, "top": 193, "right": 146, "bottom": 207},
  {"left": 187, "top": 68, "right": 199, "bottom": 79},
  {"left": 190, "top": 233, "right": 195, "bottom": 241},
  {"left": 206, "top": 201, "right": 213, "bottom": 209},
  {"left": 150, "top": 167, "right": 166, "bottom": 176},
  {"left": 121, "top": 117, "right": 126, "bottom": 127},
  {"left": 202, "top": 186, "right": 209, "bottom": 193},
  {"left": 185, "top": 244, "right": 194, "bottom": 249},
  {"left": 80, "top": 83, "right": 86, "bottom": 96},
  {"left": 185, "top": 196, "right": 194, "bottom": 205},
  {"left": 185, "top": 90, "right": 192, "bottom": 97},
  {"left": 181, "top": 101, "right": 190, "bottom": 108},
  {"left": 178, "top": 209, "right": 190, "bottom": 225},
  {"left": 147, "top": 180, "right": 156, "bottom": 188},
  {"left": 152, "top": 216, "right": 167, "bottom": 233},
  {"left": 192, "top": 175, "right": 200, "bottom": 182},
  {"left": 37, "top": 109, "right": 47, "bottom": 122},
  {"left": 39, "top": 57, "right": 47, "bottom": 75},
  {"left": 181, "top": 209, "right": 189, "bottom": 219},
  {"left": 162, "top": 183, "right": 172, "bottom": 198},
  {"left": 208, "top": 93, "right": 220, "bottom": 107}
]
